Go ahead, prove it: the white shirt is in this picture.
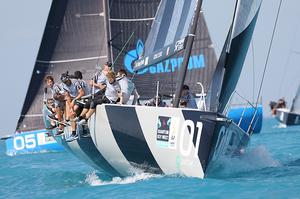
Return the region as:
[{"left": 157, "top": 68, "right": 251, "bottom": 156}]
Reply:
[
  {"left": 117, "top": 76, "right": 135, "bottom": 104},
  {"left": 105, "top": 80, "right": 121, "bottom": 102},
  {"left": 94, "top": 71, "right": 107, "bottom": 94}
]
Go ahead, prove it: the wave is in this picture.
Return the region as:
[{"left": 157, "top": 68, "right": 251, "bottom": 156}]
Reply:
[
  {"left": 273, "top": 123, "right": 287, "bottom": 129},
  {"left": 85, "top": 171, "right": 162, "bottom": 186},
  {"left": 207, "top": 145, "right": 281, "bottom": 178}
]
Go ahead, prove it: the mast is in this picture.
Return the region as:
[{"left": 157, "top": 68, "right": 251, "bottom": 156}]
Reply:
[
  {"left": 173, "top": 0, "right": 203, "bottom": 108},
  {"left": 291, "top": 85, "right": 300, "bottom": 113},
  {"left": 103, "top": 0, "right": 112, "bottom": 63}
]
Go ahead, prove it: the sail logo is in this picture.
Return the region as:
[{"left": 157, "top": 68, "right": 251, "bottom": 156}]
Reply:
[{"left": 124, "top": 40, "right": 205, "bottom": 75}]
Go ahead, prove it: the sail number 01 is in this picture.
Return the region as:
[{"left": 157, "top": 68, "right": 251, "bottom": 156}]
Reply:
[{"left": 179, "top": 120, "right": 203, "bottom": 157}]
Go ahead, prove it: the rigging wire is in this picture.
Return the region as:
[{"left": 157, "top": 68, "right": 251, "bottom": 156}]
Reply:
[
  {"left": 111, "top": 31, "right": 135, "bottom": 69},
  {"left": 251, "top": 40, "right": 255, "bottom": 103},
  {"left": 255, "top": 0, "right": 283, "bottom": 108},
  {"left": 248, "top": 0, "right": 283, "bottom": 135}
]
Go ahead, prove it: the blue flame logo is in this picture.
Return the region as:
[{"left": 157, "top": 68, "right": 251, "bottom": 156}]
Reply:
[
  {"left": 124, "top": 40, "right": 148, "bottom": 74},
  {"left": 136, "top": 39, "right": 144, "bottom": 57},
  {"left": 123, "top": 40, "right": 205, "bottom": 75}
]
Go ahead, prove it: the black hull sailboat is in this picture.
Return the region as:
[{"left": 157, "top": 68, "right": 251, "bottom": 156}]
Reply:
[
  {"left": 38, "top": 0, "right": 215, "bottom": 172},
  {"left": 88, "top": 0, "right": 262, "bottom": 178},
  {"left": 90, "top": 104, "right": 249, "bottom": 178},
  {"left": 275, "top": 109, "right": 300, "bottom": 126},
  {"left": 26, "top": 0, "right": 261, "bottom": 179}
]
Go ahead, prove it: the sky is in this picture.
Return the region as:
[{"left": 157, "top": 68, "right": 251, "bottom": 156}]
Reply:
[{"left": 0, "top": 0, "right": 300, "bottom": 135}]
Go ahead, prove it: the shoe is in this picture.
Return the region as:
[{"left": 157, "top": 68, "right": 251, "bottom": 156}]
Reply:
[
  {"left": 60, "top": 120, "right": 71, "bottom": 126},
  {"left": 66, "top": 134, "right": 79, "bottom": 142},
  {"left": 54, "top": 129, "right": 64, "bottom": 137},
  {"left": 56, "top": 120, "right": 70, "bottom": 127},
  {"left": 46, "top": 124, "right": 57, "bottom": 130},
  {"left": 81, "top": 133, "right": 90, "bottom": 138}
]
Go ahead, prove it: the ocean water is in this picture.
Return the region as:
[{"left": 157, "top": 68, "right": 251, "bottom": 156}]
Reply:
[{"left": 1, "top": 118, "right": 300, "bottom": 199}]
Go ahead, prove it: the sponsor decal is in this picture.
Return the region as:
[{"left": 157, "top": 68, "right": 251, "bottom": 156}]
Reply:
[
  {"left": 156, "top": 116, "right": 203, "bottom": 158},
  {"left": 174, "top": 38, "right": 185, "bottom": 51},
  {"left": 156, "top": 116, "right": 179, "bottom": 149},
  {"left": 124, "top": 40, "right": 205, "bottom": 75}
]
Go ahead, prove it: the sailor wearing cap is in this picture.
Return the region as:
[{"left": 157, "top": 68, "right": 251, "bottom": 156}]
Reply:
[
  {"left": 60, "top": 72, "right": 85, "bottom": 141},
  {"left": 77, "top": 62, "right": 113, "bottom": 123}
]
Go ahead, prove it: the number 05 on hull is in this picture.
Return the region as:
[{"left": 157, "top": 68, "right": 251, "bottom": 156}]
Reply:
[{"left": 90, "top": 104, "right": 249, "bottom": 178}]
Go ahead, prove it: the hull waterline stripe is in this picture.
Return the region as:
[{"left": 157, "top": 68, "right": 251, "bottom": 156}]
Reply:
[
  {"left": 105, "top": 105, "right": 163, "bottom": 173},
  {"left": 93, "top": 105, "right": 133, "bottom": 175},
  {"left": 75, "top": 135, "right": 119, "bottom": 176}
]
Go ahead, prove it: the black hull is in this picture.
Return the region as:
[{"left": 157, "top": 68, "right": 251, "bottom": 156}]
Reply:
[
  {"left": 206, "top": 118, "right": 250, "bottom": 175},
  {"left": 275, "top": 109, "right": 300, "bottom": 126},
  {"left": 91, "top": 104, "right": 250, "bottom": 178}
]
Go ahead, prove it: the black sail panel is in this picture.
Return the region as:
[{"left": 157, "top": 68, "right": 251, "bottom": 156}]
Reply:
[
  {"left": 16, "top": 0, "right": 107, "bottom": 132},
  {"left": 134, "top": 0, "right": 198, "bottom": 71},
  {"left": 109, "top": 0, "right": 217, "bottom": 98}
]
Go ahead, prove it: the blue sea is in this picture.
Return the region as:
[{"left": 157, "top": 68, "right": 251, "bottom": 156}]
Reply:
[{"left": 1, "top": 118, "right": 300, "bottom": 199}]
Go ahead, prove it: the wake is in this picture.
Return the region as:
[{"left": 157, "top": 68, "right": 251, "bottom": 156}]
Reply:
[
  {"left": 207, "top": 145, "right": 281, "bottom": 178},
  {"left": 85, "top": 171, "right": 162, "bottom": 186}
]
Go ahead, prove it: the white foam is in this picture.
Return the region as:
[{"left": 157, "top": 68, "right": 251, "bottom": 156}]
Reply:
[
  {"left": 85, "top": 171, "right": 161, "bottom": 186},
  {"left": 273, "top": 123, "right": 287, "bottom": 129},
  {"left": 241, "top": 145, "right": 281, "bottom": 168},
  {"left": 207, "top": 145, "right": 281, "bottom": 177}
]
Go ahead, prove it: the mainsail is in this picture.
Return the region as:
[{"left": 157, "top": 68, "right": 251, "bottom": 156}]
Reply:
[
  {"left": 16, "top": 0, "right": 108, "bottom": 132},
  {"left": 291, "top": 84, "right": 300, "bottom": 114},
  {"left": 209, "top": 0, "right": 262, "bottom": 112},
  {"left": 130, "top": 0, "right": 217, "bottom": 99},
  {"left": 16, "top": 0, "right": 161, "bottom": 132}
]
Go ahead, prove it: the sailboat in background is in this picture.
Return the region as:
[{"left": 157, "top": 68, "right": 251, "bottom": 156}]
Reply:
[{"left": 270, "top": 84, "right": 300, "bottom": 126}]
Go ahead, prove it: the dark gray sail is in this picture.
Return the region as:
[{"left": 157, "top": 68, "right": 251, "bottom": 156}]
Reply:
[
  {"left": 209, "top": 0, "right": 262, "bottom": 113},
  {"left": 107, "top": 0, "right": 160, "bottom": 69},
  {"left": 16, "top": 0, "right": 108, "bottom": 132},
  {"left": 291, "top": 84, "right": 300, "bottom": 114},
  {"left": 115, "top": 0, "right": 217, "bottom": 99},
  {"left": 134, "top": 0, "right": 197, "bottom": 70}
]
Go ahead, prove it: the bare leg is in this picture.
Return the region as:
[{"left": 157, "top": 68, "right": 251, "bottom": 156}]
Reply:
[
  {"left": 54, "top": 107, "right": 64, "bottom": 130},
  {"left": 80, "top": 108, "right": 89, "bottom": 118},
  {"left": 85, "top": 109, "right": 96, "bottom": 120}
]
